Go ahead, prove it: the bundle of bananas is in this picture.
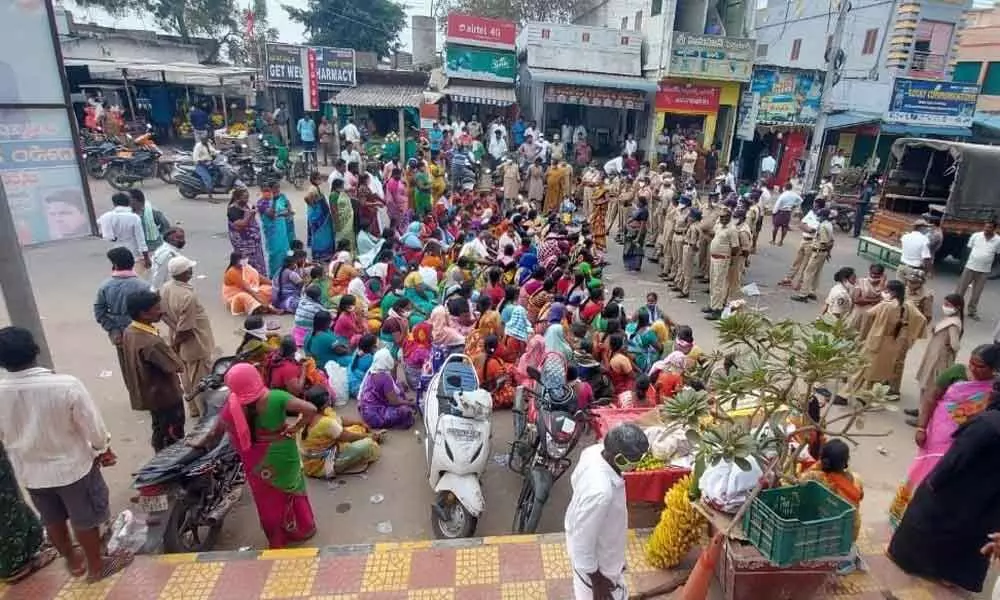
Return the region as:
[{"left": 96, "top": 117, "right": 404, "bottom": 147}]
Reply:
[
  {"left": 634, "top": 455, "right": 667, "bottom": 472},
  {"left": 645, "top": 474, "right": 706, "bottom": 569}
]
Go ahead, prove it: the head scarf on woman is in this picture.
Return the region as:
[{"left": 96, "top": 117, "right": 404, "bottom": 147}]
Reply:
[
  {"left": 403, "top": 322, "right": 432, "bottom": 366},
  {"left": 329, "top": 250, "right": 352, "bottom": 276},
  {"left": 505, "top": 306, "right": 531, "bottom": 342},
  {"left": 517, "top": 334, "right": 547, "bottom": 383},
  {"left": 348, "top": 277, "right": 369, "bottom": 311},
  {"left": 428, "top": 305, "right": 464, "bottom": 346},
  {"left": 651, "top": 320, "right": 670, "bottom": 346},
  {"left": 649, "top": 350, "right": 688, "bottom": 378},
  {"left": 370, "top": 347, "right": 395, "bottom": 373},
  {"left": 401, "top": 222, "right": 422, "bottom": 249},
  {"left": 223, "top": 363, "right": 268, "bottom": 452},
  {"left": 547, "top": 302, "right": 567, "bottom": 324},
  {"left": 544, "top": 323, "right": 573, "bottom": 361}
]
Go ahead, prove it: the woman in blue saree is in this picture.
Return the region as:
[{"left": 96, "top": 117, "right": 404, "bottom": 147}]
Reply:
[
  {"left": 305, "top": 172, "right": 335, "bottom": 262},
  {"left": 258, "top": 182, "right": 293, "bottom": 278}
]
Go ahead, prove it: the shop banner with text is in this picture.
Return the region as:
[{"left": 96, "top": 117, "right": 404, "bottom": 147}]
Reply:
[
  {"left": 669, "top": 32, "right": 755, "bottom": 82},
  {"left": 446, "top": 14, "right": 516, "bottom": 50},
  {"left": 266, "top": 43, "right": 356, "bottom": 88},
  {"left": 444, "top": 45, "right": 516, "bottom": 83},
  {"left": 885, "top": 77, "right": 978, "bottom": 127},
  {"left": 543, "top": 85, "right": 646, "bottom": 110},
  {"left": 749, "top": 67, "right": 822, "bottom": 125},
  {"left": 655, "top": 82, "right": 721, "bottom": 113}
]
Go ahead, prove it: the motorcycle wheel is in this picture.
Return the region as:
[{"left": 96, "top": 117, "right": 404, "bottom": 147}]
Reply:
[
  {"left": 85, "top": 155, "right": 106, "bottom": 179},
  {"left": 238, "top": 165, "right": 256, "bottom": 187},
  {"left": 105, "top": 165, "right": 134, "bottom": 191},
  {"left": 288, "top": 162, "right": 306, "bottom": 190},
  {"left": 163, "top": 494, "right": 222, "bottom": 553},
  {"left": 837, "top": 217, "right": 852, "bottom": 233},
  {"left": 430, "top": 491, "right": 478, "bottom": 539},
  {"left": 512, "top": 477, "right": 543, "bottom": 534},
  {"left": 158, "top": 163, "right": 174, "bottom": 184},
  {"left": 177, "top": 184, "right": 199, "bottom": 199}
]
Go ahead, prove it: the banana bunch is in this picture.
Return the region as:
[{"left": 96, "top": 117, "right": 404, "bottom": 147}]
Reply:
[
  {"left": 635, "top": 455, "right": 667, "bottom": 472},
  {"left": 645, "top": 475, "right": 706, "bottom": 569}
]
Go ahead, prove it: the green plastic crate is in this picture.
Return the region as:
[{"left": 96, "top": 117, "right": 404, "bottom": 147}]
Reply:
[{"left": 742, "top": 481, "right": 856, "bottom": 566}]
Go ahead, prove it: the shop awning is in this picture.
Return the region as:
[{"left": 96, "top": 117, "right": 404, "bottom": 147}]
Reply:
[
  {"left": 880, "top": 122, "right": 973, "bottom": 138},
  {"left": 443, "top": 84, "right": 516, "bottom": 106},
  {"left": 825, "top": 111, "right": 881, "bottom": 130},
  {"left": 327, "top": 84, "right": 426, "bottom": 109},
  {"left": 526, "top": 67, "right": 657, "bottom": 92},
  {"left": 63, "top": 57, "right": 256, "bottom": 86}
]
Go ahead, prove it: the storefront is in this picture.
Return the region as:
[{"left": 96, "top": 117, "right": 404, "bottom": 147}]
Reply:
[
  {"left": 441, "top": 14, "right": 518, "bottom": 121},
  {"left": 735, "top": 66, "right": 823, "bottom": 186},
  {"left": 655, "top": 32, "right": 755, "bottom": 164},
  {"left": 264, "top": 43, "right": 356, "bottom": 126},
  {"left": 517, "top": 23, "right": 655, "bottom": 157}
]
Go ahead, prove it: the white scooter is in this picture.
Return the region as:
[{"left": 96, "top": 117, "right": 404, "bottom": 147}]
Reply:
[{"left": 422, "top": 353, "right": 493, "bottom": 538}]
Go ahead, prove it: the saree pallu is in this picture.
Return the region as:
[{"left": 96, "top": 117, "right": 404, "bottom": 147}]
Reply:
[
  {"left": 228, "top": 206, "right": 268, "bottom": 276},
  {"left": 307, "top": 199, "right": 335, "bottom": 262},
  {"left": 888, "top": 378, "right": 993, "bottom": 527},
  {"left": 525, "top": 290, "right": 551, "bottom": 324},
  {"left": 482, "top": 356, "right": 515, "bottom": 409}
]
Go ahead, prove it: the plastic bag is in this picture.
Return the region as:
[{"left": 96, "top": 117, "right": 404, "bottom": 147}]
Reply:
[
  {"left": 324, "top": 361, "right": 349, "bottom": 406},
  {"left": 418, "top": 266, "right": 439, "bottom": 289},
  {"left": 644, "top": 424, "right": 689, "bottom": 461},
  {"left": 699, "top": 456, "right": 763, "bottom": 514},
  {"left": 106, "top": 509, "right": 148, "bottom": 555}
]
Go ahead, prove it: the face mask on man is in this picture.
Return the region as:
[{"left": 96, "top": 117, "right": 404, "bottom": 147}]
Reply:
[
  {"left": 942, "top": 305, "right": 957, "bottom": 316},
  {"left": 881, "top": 291, "right": 893, "bottom": 302}
]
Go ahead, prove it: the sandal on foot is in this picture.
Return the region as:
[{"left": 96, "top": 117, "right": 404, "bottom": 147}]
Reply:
[{"left": 86, "top": 553, "right": 133, "bottom": 583}]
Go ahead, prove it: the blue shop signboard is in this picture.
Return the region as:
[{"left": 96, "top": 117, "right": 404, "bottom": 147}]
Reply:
[{"left": 885, "top": 77, "right": 979, "bottom": 128}]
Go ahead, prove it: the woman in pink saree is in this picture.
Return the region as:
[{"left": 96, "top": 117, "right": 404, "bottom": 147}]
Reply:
[
  {"left": 192, "top": 364, "right": 319, "bottom": 548},
  {"left": 888, "top": 344, "right": 1000, "bottom": 527},
  {"left": 515, "top": 334, "right": 547, "bottom": 387}
]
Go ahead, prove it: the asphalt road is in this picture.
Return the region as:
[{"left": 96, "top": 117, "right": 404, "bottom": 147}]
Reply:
[{"left": 3, "top": 174, "right": 999, "bottom": 553}]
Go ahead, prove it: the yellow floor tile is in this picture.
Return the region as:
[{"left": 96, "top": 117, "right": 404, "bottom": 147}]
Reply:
[
  {"left": 501, "top": 581, "right": 547, "bottom": 600},
  {"left": 408, "top": 588, "right": 455, "bottom": 599},
  {"left": 483, "top": 534, "right": 538, "bottom": 545},
  {"left": 260, "top": 558, "right": 319, "bottom": 599},
  {"left": 540, "top": 542, "right": 571, "bottom": 579},
  {"left": 308, "top": 595, "right": 359, "bottom": 600},
  {"left": 454, "top": 546, "right": 500, "bottom": 586},
  {"left": 53, "top": 573, "right": 122, "bottom": 600},
  {"left": 361, "top": 550, "right": 413, "bottom": 592},
  {"left": 259, "top": 547, "right": 319, "bottom": 560},
  {"left": 157, "top": 562, "right": 224, "bottom": 600}
]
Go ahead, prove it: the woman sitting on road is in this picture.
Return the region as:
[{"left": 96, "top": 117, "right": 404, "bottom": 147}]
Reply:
[
  {"left": 358, "top": 348, "right": 416, "bottom": 430},
  {"left": 348, "top": 334, "right": 378, "bottom": 400},
  {"left": 300, "top": 387, "right": 382, "bottom": 478},
  {"left": 222, "top": 251, "right": 275, "bottom": 315},
  {"left": 474, "top": 334, "right": 516, "bottom": 409}
]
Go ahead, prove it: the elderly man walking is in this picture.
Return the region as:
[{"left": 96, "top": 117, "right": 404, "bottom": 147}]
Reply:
[
  {"left": 159, "top": 256, "right": 215, "bottom": 418},
  {"left": 565, "top": 424, "right": 649, "bottom": 600}
]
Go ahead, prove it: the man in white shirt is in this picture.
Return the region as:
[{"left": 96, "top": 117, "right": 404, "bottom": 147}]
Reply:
[
  {"left": 770, "top": 183, "right": 802, "bottom": 246},
  {"left": 561, "top": 120, "right": 573, "bottom": 154},
  {"left": 565, "top": 424, "right": 649, "bottom": 600},
  {"left": 537, "top": 134, "right": 551, "bottom": 165},
  {"left": 97, "top": 192, "right": 150, "bottom": 271},
  {"left": 488, "top": 128, "right": 508, "bottom": 168},
  {"left": 956, "top": 221, "right": 1000, "bottom": 319},
  {"left": 819, "top": 177, "right": 834, "bottom": 201},
  {"left": 149, "top": 228, "right": 187, "bottom": 290},
  {"left": 624, "top": 133, "right": 637, "bottom": 157},
  {"left": 340, "top": 118, "right": 361, "bottom": 144},
  {"left": 191, "top": 136, "right": 216, "bottom": 191},
  {"left": 898, "top": 219, "right": 932, "bottom": 282},
  {"left": 761, "top": 151, "right": 777, "bottom": 181},
  {"left": 604, "top": 153, "right": 626, "bottom": 177},
  {"left": 340, "top": 141, "right": 361, "bottom": 168},
  {"left": 327, "top": 158, "right": 346, "bottom": 193},
  {"left": 524, "top": 121, "right": 537, "bottom": 144},
  {"left": 757, "top": 180, "right": 774, "bottom": 212},
  {"left": 0, "top": 326, "right": 118, "bottom": 581},
  {"left": 829, "top": 149, "right": 846, "bottom": 182}
]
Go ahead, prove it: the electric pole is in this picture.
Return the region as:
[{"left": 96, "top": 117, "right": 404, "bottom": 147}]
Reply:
[
  {"left": 0, "top": 180, "right": 53, "bottom": 368},
  {"left": 804, "top": 0, "right": 851, "bottom": 190}
]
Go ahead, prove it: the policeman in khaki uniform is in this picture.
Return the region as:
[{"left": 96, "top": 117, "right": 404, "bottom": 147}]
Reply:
[
  {"left": 792, "top": 208, "right": 835, "bottom": 302},
  {"left": 778, "top": 199, "right": 826, "bottom": 289},
  {"left": 745, "top": 193, "right": 763, "bottom": 254},
  {"left": 674, "top": 208, "right": 703, "bottom": 298},
  {"left": 727, "top": 209, "right": 754, "bottom": 299},
  {"left": 697, "top": 193, "right": 721, "bottom": 282},
  {"left": 657, "top": 191, "right": 679, "bottom": 278},
  {"left": 703, "top": 209, "right": 736, "bottom": 320},
  {"left": 667, "top": 196, "right": 692, "bottom": 283}
]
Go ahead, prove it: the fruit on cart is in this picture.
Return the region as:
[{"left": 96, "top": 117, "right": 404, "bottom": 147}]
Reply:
[
  {"left": 646, "top": 474, "right": 706, "bottom": 569},
  {"left": 634, "top": 455, "right": 667, "bottom": 472}
]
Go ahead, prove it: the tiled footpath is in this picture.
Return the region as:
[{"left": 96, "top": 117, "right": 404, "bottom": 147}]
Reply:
[{"left": 0, "top": 526, "right": 964, "bottom": 599}]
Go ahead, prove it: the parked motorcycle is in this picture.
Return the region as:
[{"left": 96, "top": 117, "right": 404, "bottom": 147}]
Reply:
[
  {"left": 173, "top": 153, "right": 244, "bottom": 200},
  {"left": 422, "top": 353, "right": 493, "bottom": 539},
  {"left": 131, "top": 356, "right": 245, "bottom": 554},
  {"left": 508, "top": 356, "right": 588, "bottom": 534},
  {"left": 829, "top": 202, "right": 855, "bottom": 233},
  {"left": 82, "top": 140, "right": 122, "bottom": 179},
  {"left": 103, "top": 126, "right": 171, "bottom": 190}
]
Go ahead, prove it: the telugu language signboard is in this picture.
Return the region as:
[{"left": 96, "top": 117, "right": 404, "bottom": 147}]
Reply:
[
  {"left": 655, "top": 81, "right": 721, "bottom": 113},
  {"left": 885, "top": 77, "right": 979, "bottom": 127},
  {"left": 543, "top": 84, "right": 645, "bottom": 110},
  {"left": 446, "top": 14, "right": 516, "bottom": 50},
  {"left": 266, "top": 43, "right": 356, "bottom": 88},
  {"left": 669, "top": 32, "right": 755, "bottom": 82}
]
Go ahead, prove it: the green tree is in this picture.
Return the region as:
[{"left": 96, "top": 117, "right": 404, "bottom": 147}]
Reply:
[
  {"left": 283, "top": 0, "right": 407, "bottom": 58},
  {"left": 433, "top": 0, "right": 580, "bottom": 24},
  {"left": 77, "top": 0, "right": 238, "bottom": 45}
]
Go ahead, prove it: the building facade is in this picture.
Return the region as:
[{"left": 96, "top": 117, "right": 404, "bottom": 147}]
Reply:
[
  {"left": 954, "top": 2, "right": 1000, "bottom": 114},
  {"left": 574, "top": 0, "right": 754, "bottom": 164}
]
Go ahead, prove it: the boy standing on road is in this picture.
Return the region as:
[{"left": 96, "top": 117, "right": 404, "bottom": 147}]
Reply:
[{"left": 121, "top": 289, "right": 186, "bottom": 451}]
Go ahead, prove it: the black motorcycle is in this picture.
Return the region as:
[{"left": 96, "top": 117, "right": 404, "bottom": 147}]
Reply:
[
  {"left": 172, "top": 153, "right": 245, "bottom": 200},
  {"left": 829, "top": 202, "right": 855, "bottom": 233},
  {"left": 82, "top": 140, "right": 121, "bottom": 179},
  {"left": 508, "top": 361, "right": 588, "bottom": 534},
  {"left": 131, "top": 356, "right": 245, "bottom": 554}
]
